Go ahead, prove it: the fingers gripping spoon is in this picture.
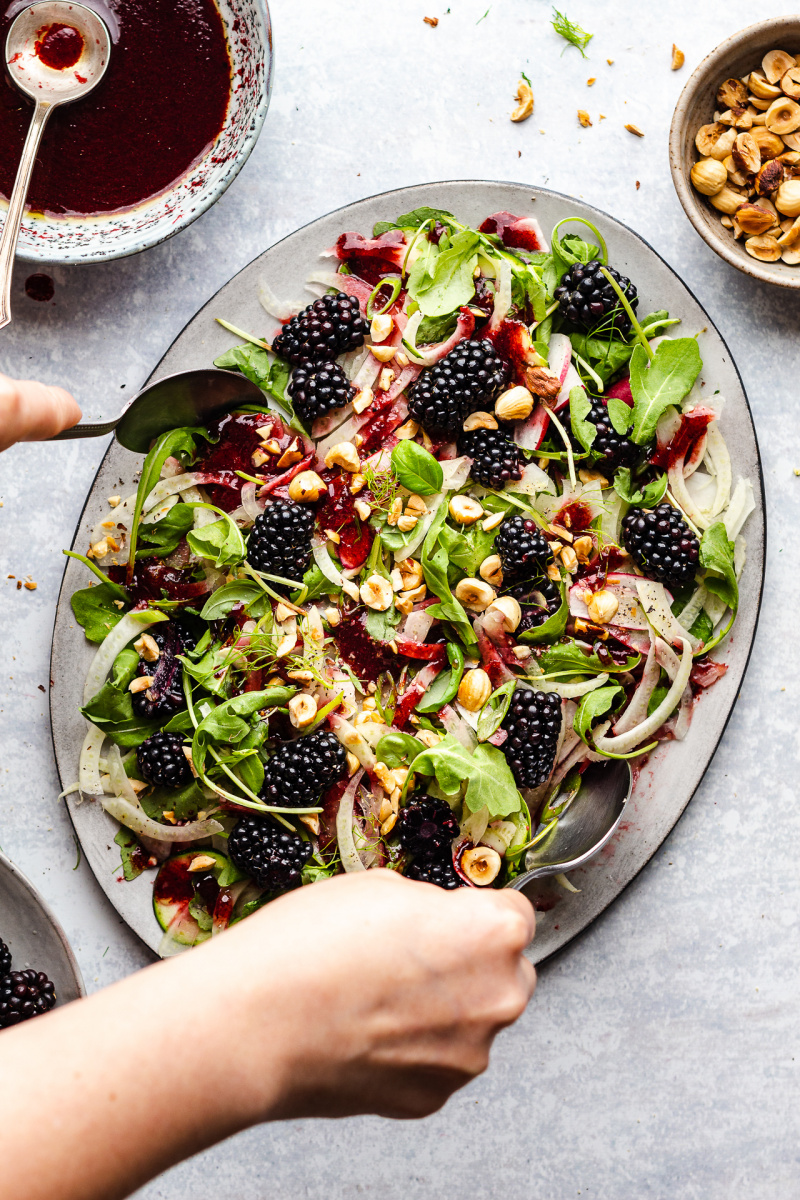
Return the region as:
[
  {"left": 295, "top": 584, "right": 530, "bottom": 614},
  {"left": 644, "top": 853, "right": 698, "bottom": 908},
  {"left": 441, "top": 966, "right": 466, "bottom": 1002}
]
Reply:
[{"left": 0, "top": 2, "right": 111, "bottom": 329}]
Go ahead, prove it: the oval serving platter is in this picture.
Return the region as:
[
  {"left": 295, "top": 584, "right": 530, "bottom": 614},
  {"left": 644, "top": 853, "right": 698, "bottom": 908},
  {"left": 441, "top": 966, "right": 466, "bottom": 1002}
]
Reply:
[
  {"left": 0, "top": 851, "right": 85, "bottom": 1007},
  {"left": 50, "top": 181, "right": 765, "bottom": 961}
]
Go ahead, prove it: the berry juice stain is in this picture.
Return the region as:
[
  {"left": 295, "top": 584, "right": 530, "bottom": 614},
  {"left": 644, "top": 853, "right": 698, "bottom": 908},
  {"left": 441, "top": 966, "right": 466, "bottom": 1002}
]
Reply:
[
  {"left": 35, "top": 23, "right": 83, "bottom": 70},
  {"left": 0, "top": 0, "right": 231, "bottom": 214},
  {"left": 24, "top": 273, "right": 54, "bottom": 302}
]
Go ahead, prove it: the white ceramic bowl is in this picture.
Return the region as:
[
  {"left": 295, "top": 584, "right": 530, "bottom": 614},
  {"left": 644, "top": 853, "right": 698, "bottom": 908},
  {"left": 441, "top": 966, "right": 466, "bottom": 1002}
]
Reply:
[{"left": 9, "top": 0, "right": 272, "bottom": 265}]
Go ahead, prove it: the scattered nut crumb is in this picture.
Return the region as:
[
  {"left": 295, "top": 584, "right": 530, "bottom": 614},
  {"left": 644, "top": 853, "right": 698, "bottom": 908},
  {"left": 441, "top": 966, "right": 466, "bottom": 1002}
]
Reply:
[
  {"left": 16, "top": 581, "right": 21, "bottom": 590},
  {"left": 607, "top": 58, "right": 614, "bottom": 65},
  {"left": 599, "top": 113, "right": 606, "bottom": 120},
  {"left": 636, "top": 180, "right": 641, "bottom": 189},
  {"left": 107, "top": 496, "right": 121, "bottom": 507},
  {"left": 423, "top": 15, "right": 438, "bottom": 25},
  {"left": 625, "top": 123, "right": 645, "bottom": 137},
  {"left": 671, "top": 44, "right": 685, "bottom": 71},
  {"left": 578, "top": 109, "right": 592, "bottom": 127},
  {"left": 24, "top": 580, "right": 37, "bottom": 591},
  {"left": 511, "top": 78, "right": 534, "bottom": 122},
  {"left": 587, "top": 77, "right": 596, "bottom": 86}
]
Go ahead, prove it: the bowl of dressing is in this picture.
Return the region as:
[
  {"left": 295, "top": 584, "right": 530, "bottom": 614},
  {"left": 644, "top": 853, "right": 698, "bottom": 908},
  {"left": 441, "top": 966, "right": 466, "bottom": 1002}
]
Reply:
[{"left": 0, "top": 0, "right": 272, "bottom": 263}]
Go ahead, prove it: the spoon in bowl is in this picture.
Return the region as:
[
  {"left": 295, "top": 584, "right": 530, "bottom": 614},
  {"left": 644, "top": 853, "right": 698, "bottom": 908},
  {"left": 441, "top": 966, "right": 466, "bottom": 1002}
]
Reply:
[{"left": 0, "top": 1, "right": 111, "bottom": 329}]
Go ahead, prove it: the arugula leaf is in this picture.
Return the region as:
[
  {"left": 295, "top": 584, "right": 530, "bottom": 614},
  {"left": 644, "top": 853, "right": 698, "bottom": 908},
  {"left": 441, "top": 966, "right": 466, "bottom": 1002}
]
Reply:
[
  {"left": 574, "top": 684, "right": 622, "bottom": 744},
  {"left": 139, "top": 779, "right": 209, "bottom": 823},
  {"left": 138, "top": 503, "right": 196, "bottom": 558},
  {"left": 415, "top": 668, "right": 458, "bottom": 714},
  {"left": 376, "top": 732, "right": 426, "bottom": 769},
  {"left": 110, "top": 647, "right": 139, "bottom": 691},
  {"left": 551, "top": 7, "right": 593, "bottom": 56},
  {"left": 80, "top": 680, "right": 161, "bottom": 746},
  {"left": 179, "top": 644, "right": 234, "bottom": 697},
  {"left": 365, "top": 604, "right": 402, "bottom": 643},
  {"left": 538, "top": 640, "right": 640, "bottom": 676},
  {"left": 186, "top": 512, "right": 246, "bottom": 569},
  {"left": 417, "top": 311, "right": 458, "bottom": 344},
  {"left": 199, "top": 580, "right": 269, "bottom": 621},
  {"left": 71, "top": 582, "right": 127, "bottom": 643},
  {"left": 699, "top": 522, "right": 738, "bottom": 612},
  {"left": 511, "top": 265, "right": 548, "bottom": 323},
  {"left": 518, "top": 584, "right": 568, "bottom": 644},
  {"left": 192, "top": 688, "right": 293, "bottom": 774},
  {"left": 606, "top": 396, "right": 633, "bottom": 436},
  {"left": 391, "top": 441, "right": 443, "bottom": 496},
  {"left": 114, "top": 829, "right": 145, "bottom": 881},
  {"left": 628, "top": 338, "right": 702, "bottom": 445},
  {"left": 477, "top": 679, "right": 516, "bottom": 742},
  {"left": 127, "top": 427, "right": 213, "bottom": 572},
  {"left": 421, "top": 503, "right": 476, "bottom": 646},
  {"left": 569, "top": 385, "right": 596, "bottom": 452},
  {"left": 408, "top": 229, "right": 480, "bottom": 317},
  {"left": 438, "top": 521, "right": 497, "bottom": 580},
  {"left": 612, "top": 467, "right": 668, "bottom": 508},
  {"left": 569, "top": 332, "right": 634, "bottom": 383},
  {"left": 410, "top": 734, "right": 522, "bottom": 819}
]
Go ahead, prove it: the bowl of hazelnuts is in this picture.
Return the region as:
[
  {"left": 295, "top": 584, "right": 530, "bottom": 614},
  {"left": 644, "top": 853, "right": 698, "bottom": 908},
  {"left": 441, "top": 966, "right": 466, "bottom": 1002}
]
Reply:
[{"left": 669, "top": 17, "right": 800, "bottom": 288}]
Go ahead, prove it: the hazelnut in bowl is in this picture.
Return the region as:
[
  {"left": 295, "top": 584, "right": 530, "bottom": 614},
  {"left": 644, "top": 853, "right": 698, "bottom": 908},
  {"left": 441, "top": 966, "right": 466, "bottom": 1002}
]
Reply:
[{"left": 669, "top": 18, "right": 800, "bottom": 288}]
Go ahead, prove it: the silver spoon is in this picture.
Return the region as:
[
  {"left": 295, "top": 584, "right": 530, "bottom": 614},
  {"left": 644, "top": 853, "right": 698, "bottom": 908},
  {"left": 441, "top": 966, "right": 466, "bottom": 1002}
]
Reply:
[
  {"left": 0, "top": 1, "right": 111, "bottom": 329},
  {"left": 50, "top": 367, "right": 268, "bottom": 452},
  {"left": 508, "top": 759, "right": 632, "bottom": 892}
]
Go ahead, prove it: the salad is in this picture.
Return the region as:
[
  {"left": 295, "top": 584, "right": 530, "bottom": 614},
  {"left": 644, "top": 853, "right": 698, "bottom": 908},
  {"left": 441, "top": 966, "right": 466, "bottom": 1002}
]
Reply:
[{"left": 65, "top": 205, "right": 755, "bottom": 953}]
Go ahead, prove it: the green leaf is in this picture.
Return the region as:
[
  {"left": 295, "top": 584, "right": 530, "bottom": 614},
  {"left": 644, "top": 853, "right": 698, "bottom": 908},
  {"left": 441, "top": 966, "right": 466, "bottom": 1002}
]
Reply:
[
  {"left": 395, "top": 206, "right": 457, "bottom": 230},
  {"left": 114, "top": 829, "right": 145, "bottom": 881},
  {"left": 612, "top": 468, "right": 668, "bottom": 508},
  {"left": 538, "top": 640, "right": 640, "bottom": 677},
  {"left": 574, "top": 684, "right": 622, "bottom": 744},
  {"left": 689, "top": 610, "right": 714, "bottom": 642},
  {"left": 391, "top": 440, "right": 443, "bottom": 496},
  {"left": 647, "top": 683, "right": 669, "bottom": 717},
  {"left": 376, "top": 732, "right": 426, "bottom": 769},
  {"left": 139, "top": 779, "right": 209, "bottom": 823},
  {"left": 179, "top": 644, "right": 233, "bottom": 697},
  {"left": 569, "top": 385, "right": 596, "bottom": 452},
  {"left": 417, "top": 311, "right": 458, "bottom": 344},
  {"left": 110, "top": 647, "right": 139, "bottom": 691},
  {"left": 365, "top": 603, "right": 402, "bottom": 642},
  {"left": 420, "top": 504, "right": 476, "bottom": 646},
  {"left": 518, "top": 584, "right": 569, "bottom": 644},
  {"left": 410, "top": 734, "right": 522, "bottom": 820},
  {"left": 477, "top": 679, "right": 516, "bottom": 742},
  {"left": 606, "top": 396, "right": 633, "bottom": 436},
  {"left": 199, "top": 580, "right": 270, "bottom": 621},
  {"left": 81, "top": 681, "right": 137, "bottom": 728},
  {"left": 438, "top": 520, "right": 496, "bottom": 579},
  {"left": 569, "top": 332, "right": 633, "bottom": 384},
  {"left": 186, "top": 513, "right": 246, "bottom": 569},
  {"left": 137, "top": 503, "right": 196, "bottom": 558},
  {"left": 213, "top": 343, "right": 271, "bottom": 389},
  {"left": 699, "top": 522, "right": 738, "bottom": 612},
  {"left": 71, "top": 582, "right": 127, "bottom": 644},
  {"left": 415, "top": 668, "right": 458, "bottom": 714},
  {"left": 628, "top": 338, "right": 702, "bottom": 445},
  {"left": 408, "top": 229, "right": 480, "bottom": 318},
  {"left": 127, "top": 427, "right": 213, "bottom": 571},
  {"left": 192, "top": 688, "right": 293, "bottom": 774}
]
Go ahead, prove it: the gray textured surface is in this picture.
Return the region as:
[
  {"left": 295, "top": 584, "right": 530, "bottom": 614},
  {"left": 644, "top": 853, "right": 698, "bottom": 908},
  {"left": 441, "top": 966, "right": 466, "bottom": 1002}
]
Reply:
[{"left": 0, "top": 0, "right": 797, "bottom": 1196}]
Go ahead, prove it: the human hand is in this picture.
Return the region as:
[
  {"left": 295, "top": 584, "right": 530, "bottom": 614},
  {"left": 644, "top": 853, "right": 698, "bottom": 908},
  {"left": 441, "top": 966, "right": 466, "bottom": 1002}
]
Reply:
[{"left": 0, "top": 372, "right": 81, "bottom": 451}]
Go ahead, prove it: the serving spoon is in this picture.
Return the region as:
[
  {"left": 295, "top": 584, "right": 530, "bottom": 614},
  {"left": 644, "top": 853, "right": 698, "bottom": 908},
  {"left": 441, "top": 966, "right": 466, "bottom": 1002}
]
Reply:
[
  {"left": 50, "top": 367, "right": 267, "bottom": 452},
  {"left": 508, "top": 759, "right": 632, "bottom": 892},
  {"left": 0, "top": 1, "right": 111, "bottom": 329}
]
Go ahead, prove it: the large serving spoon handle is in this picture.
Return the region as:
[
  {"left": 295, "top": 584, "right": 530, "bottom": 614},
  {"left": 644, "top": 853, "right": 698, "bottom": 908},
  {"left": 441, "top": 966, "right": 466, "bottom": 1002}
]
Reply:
[{"left": 0, "top": 102, "right": 52, "bottom": 330}]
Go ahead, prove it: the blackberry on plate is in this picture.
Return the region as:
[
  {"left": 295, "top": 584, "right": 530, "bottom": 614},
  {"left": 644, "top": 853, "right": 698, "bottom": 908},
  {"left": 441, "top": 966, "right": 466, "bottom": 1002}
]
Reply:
[
  {"left": 554, "top": 261, "right": 638, "bottom": 335},
  {"left": 131, "top": 621, "right": 196, "bottom": 720},
  {"left": 137, "top": 731, "right": 192, "bottom": 790},
  {"left": 459, "top": 426, "right": 523, "bottom": 489},
  {"left": 246, "top": 499, "right": 315, "bottom": 584},
  {"left": 287, "top": 360, "right": 356, "bottom": 426},
  {"left": 408, "top": 338, "right": 509, "bottom": 437},
  {"left": 405, "top": 854, "right": 465, "bottom": 890},
  {"left": 622, "top": 502, "right": 700, "bottom": 592},
  {"left": 501, "top": 688, "right": 562, "bottom": 789},
  {"left": 494, "top": 515, "right": 552, "bottom": 586},
  {"left": 228, "top": 815, "right": 312, "bottom": 892},
  {"left": 261, "top": 730, "right": 348, "bottom": 808},
  {"left": 0, "top": 969, "right": 56, "bottom": 1029},
  {"left": 580, "top": 398, "right": 640, "bottom": 471},
  {"left": 516, "top": 578, "right": 563, "bottom": 633},
  {"left": 272, "top": 292, "right": 369, "bottom": 364},
  {"left": 397, "top": 796, "right": 459, "bottom": 860},
  {"left": 0, "top": 937, "right": 10, "bottom": 976}
]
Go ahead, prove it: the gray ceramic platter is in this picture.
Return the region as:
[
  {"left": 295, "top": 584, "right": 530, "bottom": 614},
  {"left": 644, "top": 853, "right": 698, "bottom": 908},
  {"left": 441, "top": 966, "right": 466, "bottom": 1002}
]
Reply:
[
  {"left": 50, "top": 181, "right": 765, "bottom": 961},
  {"left": 0, "top": 851, "right": 84, "bottom": 1007}
]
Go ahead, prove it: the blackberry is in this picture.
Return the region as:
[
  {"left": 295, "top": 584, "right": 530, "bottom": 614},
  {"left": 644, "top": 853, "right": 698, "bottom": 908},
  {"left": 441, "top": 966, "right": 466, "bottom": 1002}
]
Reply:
[
  {"left": 0, "top": 969, "right": 56, "bottom": 1028},
  {"left": 137, "top": 731, "right": 192, "bottom": 790},
  {"left": 459, "top": 426, "right": 523, "bottom": 489},
  {"left": 0, "top": 938, "right": 10, "bottom": 976},
  {"left": 405, "top": 855, "right": 465, "bottom": 890},
  {"left": 554, "top": 261, "right": 638, "bottom": 335},
  {"left": 581, "top": 398, "right": 640, "bottom": 471},
  {"left": 272, "top": 292, "right": 369, "bottom": 364},
  {"left": 408, "top": 339, "right": 509, "bottom": 437},
  {"left": 246, "top": 499, "right": 315, "bottom": 585},
  {"left": 131, "top": 621, "right": 196, "bottom": 720},
  {"left": 516, "top": 578, "right": 563, "bottom": 634},
  {"left": 228, "top": 815, "right": 312, "bottom": 892},
  {"left": 501, "top": 689, "right": 562, "bottom": 789},
  {"left": 287, "top": 360, "right": 355, "bottom": 426},
  {"left": 622, "top": 502, "right": 700, "bottom": 592},
  {"left": 494, "top": 515, "right": 552, "bottom": 586},
  {"left": 261, "top": 730, "right": 348, "bottom": 808},
  {"left": 397, "top": 796, "right": 459, "bottom": 860}
]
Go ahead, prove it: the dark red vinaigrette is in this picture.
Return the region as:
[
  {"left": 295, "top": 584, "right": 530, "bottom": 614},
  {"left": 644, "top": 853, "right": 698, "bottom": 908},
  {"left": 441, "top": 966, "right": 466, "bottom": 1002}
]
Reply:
[
  {"left": 35, "top": 22, "right": 83, "bottom": 70},
  {"left": 24, "top": 273, "right": 54, "bottom": 302},
  {"left": 0, "top": 0, "right": 231, "bottom": 215}
]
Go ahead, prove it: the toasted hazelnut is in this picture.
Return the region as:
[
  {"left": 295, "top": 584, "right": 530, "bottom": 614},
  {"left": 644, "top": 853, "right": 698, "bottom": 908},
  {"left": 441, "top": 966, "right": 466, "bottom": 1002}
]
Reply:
[
  {"left": 696, "top": 123, "right": 736, "bottom": 160},
  {"left": 709, "top": 186, "right": 743, "bottom": 215},
  {"left": 401, "top": 583, "right": 427, "bottom": 605},
  {"left": 734, "top": 201, "right": 778, "bottom": 234},
  {"left": 457, "top": 668, "right": 493, "bottom": 712},
  {"left": 732, "top": 132, "right": 761, "bottom": 175},
  {"left": 380, "top": 812, "right": 398, "bottom": 837},
  {"left": 251, "top": 446, "right": 271, "bottom": 468},
  {"left": 560, "top": 546, "right": 579, "bottom": 573},
  {"left": 448, "top": 495, "right": 484, "bottom": 524},
  {"left": 89, "top": 538, "right": 109, "bottom": 559},
  {"left": 378, "top": 367, "right": 396, "bottom": 391},
  {"left": 460, "top": 845, "right": 502, "bottom": 886},
  {"left": 387, "top": 496, "right": 403, "bottom": 526},
  {"left": 775, "top": 178, "right": 800, "bottom": 216},
  {"left": 778, "top": 216, "right": 800, "bottom": 246},
  {"left": 720, "top": 214, "right": 734, "bottom": 227},
  {"left": 511, "top": 79, "right": 534, "bottom": 122},
  {"left": 415, "top": 729, "right": 441, "bottom": 749},
  {"left": 299, "top": 813, "right": 321, "bottom": 837},
  {"left": 748, "top": 94, "right": 773, "bottom": 111},
  {"left": 671, "top": 44, "right": 684, "bottom": 71},
  {"left": 781, "top": 66, "right": 800, "bottom": 101},
  {"left": 396, "top": 351, "right": 410, "bottom": 368},
  {"left": 325, "top": 442, "right": 360, "bottom": 473},
  {"left": 349, "top": 472, "right": 366, "bottom": 494},
  {"left": 755, "top": 158, "right": 785, "bottom": 195},
  {"left": 765, "top": 97, "right": 800, "bottom": 136},
  {"left": 395, "top": 595, "right": 414, "bottom": 616},
  {"left": 397, "top": 513, "right": 418, "bottom": 532},
  {"left": 586, "top": 588, "right": 619, "bottom": 624},
  {"left": 325, "top": 528, "right": 341, "bottom": 545},
  {"left": 573, "top": 534, "right": 594, "bottom": 563},
  {"left": 479, "top": 553, "right": 503, "bottom": 588},
  {"left": 360, "top": 575, "right": 394, "bottom": 611},
  {"left": 781, "top": 246, "right": 800, "bottom": 263},
  {"left": 128, "top": 675, "right": 154, "bottom": 693},
  {"left": 341, "top": 578, "right": 360, "bottom": 602},
  {"left": 370, "top": 343, "right": 396, "bottom": 364},
  {"left": 396, "top": 557, "right": 424, "bottom": 589},
  {"left": 719, "top": 106, "right": 753, "bottom": 130},
  {"left": 577, "top": 468, "right": 608, "bottom": 487},
  {"left": 691, "top": 157, "right": 727, "bottom": 195},
  {"left": 323, "top": 606, "right": 341, "bottom": 626},
  {"left": 750, "top": 127, "right": 785, "bottom": 160},
  {"left": 463, "top": 410, "right": 499, "bottom": 432},
  {"left": 393, "top": 419, "right": 420, "bottom": 440},
  {"left": 287, "top": 668, "right": 315, "bottom": 683},
  {"left": 454, "top": 578, "right": 496, "bottom": 611},
  {"left": 289, "top": 694, "right": 317, "bottom": 729},
  {"left": 289, "top": 470, "right": 325, "bottom": 502},
  {"left": 481, "top": 510, "right": 505, "bottom": 532},
  {"left": 624, "top": 123, "right": 644, "bottom": 137},
  {"left": 494, "top": 385, "right": 534, "bottom": 422},
  {"left": 783, "top": 131, "right": 800, "bottom": 152},
  {"left": 405, "top": 494, "right": 428, "bottom": 515},
  {"left": 745, "top": 233, "right": 782, "bottom": 261},
  {"left": 346, "top": 751, "right": 360, "bottom": 776},
  {"left": 717, "top": 77, "right": 748, "bottom": 108},
  {"left": 274, "top": 601, "right": 294, "bottom": 622},
  {"left": 370, "top": 313, "right": 393, "bottom": 342},
  {"left": 487, "top": 595, "right": 521, "bottom": 632},
  {"left": 763, "top": 49, "right": 796, "bottom": 85},
  {"left": 353, "top": 386, "right": 375, "bottom": 415},
  {"left": 749, "top": 70, "right": 783, "bottom": 101},
  {"left": 578, "top": 109, "right": 592, "bottom": 128},
  {"left": 188, "top": 854, "right": 218, "bottom": 873},
  {"left": 134, "top": 633, "right": 160, "bottom": 662}
]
